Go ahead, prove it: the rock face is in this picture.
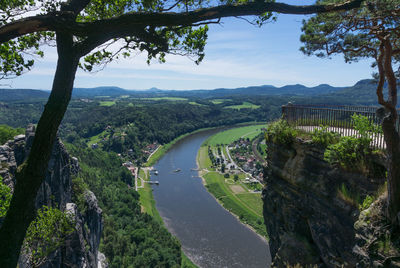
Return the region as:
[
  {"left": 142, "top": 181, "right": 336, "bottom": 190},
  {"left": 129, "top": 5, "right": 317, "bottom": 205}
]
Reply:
[
  {"left": 263, "top": 138, "right": 386, "bottom": 267},
  {"left": 0, "top": 125, "right": 104, "bottom": 268}
]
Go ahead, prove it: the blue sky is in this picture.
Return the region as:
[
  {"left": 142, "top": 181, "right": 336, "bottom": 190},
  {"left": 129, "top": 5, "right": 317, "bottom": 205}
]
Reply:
[{"left": 7, "top": 0, "right": 373, "bottom": 90}]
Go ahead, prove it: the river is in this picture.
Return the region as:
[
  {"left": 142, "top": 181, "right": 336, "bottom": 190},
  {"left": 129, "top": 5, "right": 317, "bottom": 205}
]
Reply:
[{"left": 150, "top": 129, "right": 271, "bottom": 268}]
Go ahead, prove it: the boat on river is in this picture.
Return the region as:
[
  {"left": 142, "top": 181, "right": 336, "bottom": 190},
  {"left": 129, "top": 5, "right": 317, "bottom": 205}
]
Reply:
[{"left": 174, "top": 168, "right": 181, "bottom": 172}]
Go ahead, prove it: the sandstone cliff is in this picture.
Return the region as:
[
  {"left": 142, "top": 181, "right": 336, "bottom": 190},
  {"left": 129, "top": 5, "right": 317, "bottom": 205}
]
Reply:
[
  {"left": 263, "top": 138, "right": 388, "bottom": 267},
  {"left": 0, "top": 125, "right": 105, "bottom": 268}
]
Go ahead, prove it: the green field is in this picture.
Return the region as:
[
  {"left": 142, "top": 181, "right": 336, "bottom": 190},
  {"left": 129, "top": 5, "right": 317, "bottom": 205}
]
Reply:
[
  {"left": 87, "top": 130, "right": 108, "bottom": 146},
  {"left": 198, "top": 146, "right": 213, "bottom": 169},
  {"left": 138, "top": 169, "right": 163, "bottom": 223},
  {"left": 99, "top": 100, "right": 116, "bottom": 106},
  {"left": 189, "top": 101, "right": 204, "bottom": 106},
  {"left": 224, "top": 101, "right": 260, "bottom": 110},
  {"left": 202, "top": 171, "right": 267, "bottom": 237},
  {"left": 198, "top": 125, "right": 268, "bottom": 238},
  {"left": 204, "top": 124, "right": 265, "bottom": 146}
]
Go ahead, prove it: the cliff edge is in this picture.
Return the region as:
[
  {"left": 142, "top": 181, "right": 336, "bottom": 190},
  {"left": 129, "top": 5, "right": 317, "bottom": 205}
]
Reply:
[{"left": 262, "top": 138, "right": 392, "bottom": 267}]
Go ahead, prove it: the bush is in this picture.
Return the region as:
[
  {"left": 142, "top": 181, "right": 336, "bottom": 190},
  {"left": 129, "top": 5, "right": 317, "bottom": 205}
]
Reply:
[
  {"left": 0, "top": 125, "right": 24, "bottom": 145},
  {"left": 265, "top": 119, "right": 297, "bottom": 145},
  {"left": 72, "top": 176, "right": 89, "bottom": 214},
  {"left": 324, "top": 114, "right": 380, "bottom": 171},
  {"left": 23, "top": 206, "right": 75, "bottom": 267},
  {"left": 0, "top": 176, "right": 11, "bottom": 218},
  {"left": 224, "top": 173, "right": 230, "bottom": 178},
  {"left": 311, "top": 126, "right": 339, "bottom": 147},
  {"left": 352, "top": 113, "right": 382, "bottom": 138},
  {"left": 324, "top": 136, "right": 370, "bottom": 170}
]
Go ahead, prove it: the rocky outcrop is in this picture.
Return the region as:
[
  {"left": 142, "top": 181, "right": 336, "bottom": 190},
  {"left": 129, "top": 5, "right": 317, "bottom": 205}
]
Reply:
[
  {"left": 0, "top": 125, "right": 104, "bottom": 268},
  {"left": 353, "top": 196, "right": 400, "bottom": 267},
  {"left": 263, "top": 138, "right": 387, "bottom": 267}
]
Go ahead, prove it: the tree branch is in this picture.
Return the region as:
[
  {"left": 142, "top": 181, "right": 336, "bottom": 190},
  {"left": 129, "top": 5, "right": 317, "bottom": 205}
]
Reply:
[
  {"left": 0, "top": 0, "right": 365, "bottom": 44},
  {"left": 61, "top": 0, "right": 91, "bottom": 14}
]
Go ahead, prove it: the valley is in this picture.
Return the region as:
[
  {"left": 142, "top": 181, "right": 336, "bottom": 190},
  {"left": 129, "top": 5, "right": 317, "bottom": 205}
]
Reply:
[{"left": 0, "top": 78, "right": 397, "bottom": 267}]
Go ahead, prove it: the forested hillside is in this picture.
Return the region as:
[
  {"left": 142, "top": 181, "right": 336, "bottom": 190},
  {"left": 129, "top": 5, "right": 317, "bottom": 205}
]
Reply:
[{"left": 66, "top": 144, "right": 183, "bottom": 267}]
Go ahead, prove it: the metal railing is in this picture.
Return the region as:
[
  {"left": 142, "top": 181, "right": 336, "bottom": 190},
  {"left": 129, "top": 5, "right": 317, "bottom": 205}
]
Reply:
[{"left": 281, "top": 103, "right": 400, "bottom": 149}]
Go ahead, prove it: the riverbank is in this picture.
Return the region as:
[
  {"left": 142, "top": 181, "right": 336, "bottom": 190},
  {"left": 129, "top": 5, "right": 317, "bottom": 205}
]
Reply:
[
  {"left": 140, "top": 123, "right": 267, "bottom": 267},
  {"left": 196, "top": 125, "right": 268, "bottom": 239},
  {"left": 138, "top": 161, "right": 198, "bottom": 267},
  {"left": 145, "top": 121, "right": 264, "bottom": 167},
  {"left": 144, "top": 127, "right": 216, "bottom": 167}
]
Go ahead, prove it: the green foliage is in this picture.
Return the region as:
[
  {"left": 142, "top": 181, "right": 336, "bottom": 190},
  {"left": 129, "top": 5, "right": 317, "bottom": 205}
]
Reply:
[
  {"left": 0, "top": 124, "right": 24, "bottom": 144},
  {"left": 300, "top": 0, "right": 399, "bottom": 63},
  {"left": 0, "top": 176, "right": 11, "bottom": 218},
  {"left": 324, "top": 114, "right": 380, "bottom": 171},
  {"left": 311, "top": 125, "right": 339, "bottom": 147},
  {"left": 265, "top": 119, "right": 297, "bottom": 145},
  {"left": 359, "top": 195, "right": 374, "bottom": 211},
  {"left": 71, "top": 176, "right": 89, "bottom": 215},
  {"left": 23, "top": 206, "right": 75, "bottom": 268},
  {"left": 352, "top": 113, "right": 382, "bottom": 138},
  {"left": 337, "top": 183, "right": 360, "bottom": 207},
  {"left": 324, "top": 136, "right": 369, "bottom": 170},
  {"left": 66, "top": 145, "right": 182, "bottom": 267}
]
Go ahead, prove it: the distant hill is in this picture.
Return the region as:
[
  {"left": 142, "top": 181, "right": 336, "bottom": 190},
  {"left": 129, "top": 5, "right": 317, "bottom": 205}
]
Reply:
[
  {"left": 0, "top": 88, "right": 49, "bottom": 102},
  {"left": 72, "top": 86, "right": 130, "bottom": 97},
  {"left": 0, "top": 79, "right": 388, "bottom": 105},
  {"left": 202, "top": 83, "right": 344, "bottom": 97},
  {"left": 303, "top": 79, "right": 389, "bottom": 106}
]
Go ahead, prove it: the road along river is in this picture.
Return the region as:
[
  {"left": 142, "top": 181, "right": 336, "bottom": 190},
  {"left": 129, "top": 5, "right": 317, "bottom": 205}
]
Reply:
[{"left": 150, "top": 128, "right": 271, "bottom": 268}]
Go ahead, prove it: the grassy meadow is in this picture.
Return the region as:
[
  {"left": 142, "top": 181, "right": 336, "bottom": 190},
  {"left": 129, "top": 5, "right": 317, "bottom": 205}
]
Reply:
[
  {"left": 224, "top": 101, "right": 260, "bottom": 110},
  {"left": 204, "top": 124, "right": 265, "bottom": 146}
]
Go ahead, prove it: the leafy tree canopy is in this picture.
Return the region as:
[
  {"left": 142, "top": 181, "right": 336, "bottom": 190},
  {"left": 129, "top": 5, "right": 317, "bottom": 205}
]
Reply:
[
  {"left": 0, "top": 0, "right": 364, "bottom": 78},
  {"left": 300, "top": 0, "right": 400, "bottom": 224},
  {"left": 300, "top": 0, "right": 399, "bottom": 85}
]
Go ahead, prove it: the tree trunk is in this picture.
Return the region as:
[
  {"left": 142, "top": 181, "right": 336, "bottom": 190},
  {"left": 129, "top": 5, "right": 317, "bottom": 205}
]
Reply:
[
  {"left": 0, "top": 32, "right": 78, "bottom": 267},
  {"left": 383, "top": 113, "right": 400, "bottom": 226}
]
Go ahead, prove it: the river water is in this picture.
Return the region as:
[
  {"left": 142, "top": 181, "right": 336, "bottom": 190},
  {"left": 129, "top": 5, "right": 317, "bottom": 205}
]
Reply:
[{"left": 150, "top": 129, "right": 271, "bottom": 268}]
